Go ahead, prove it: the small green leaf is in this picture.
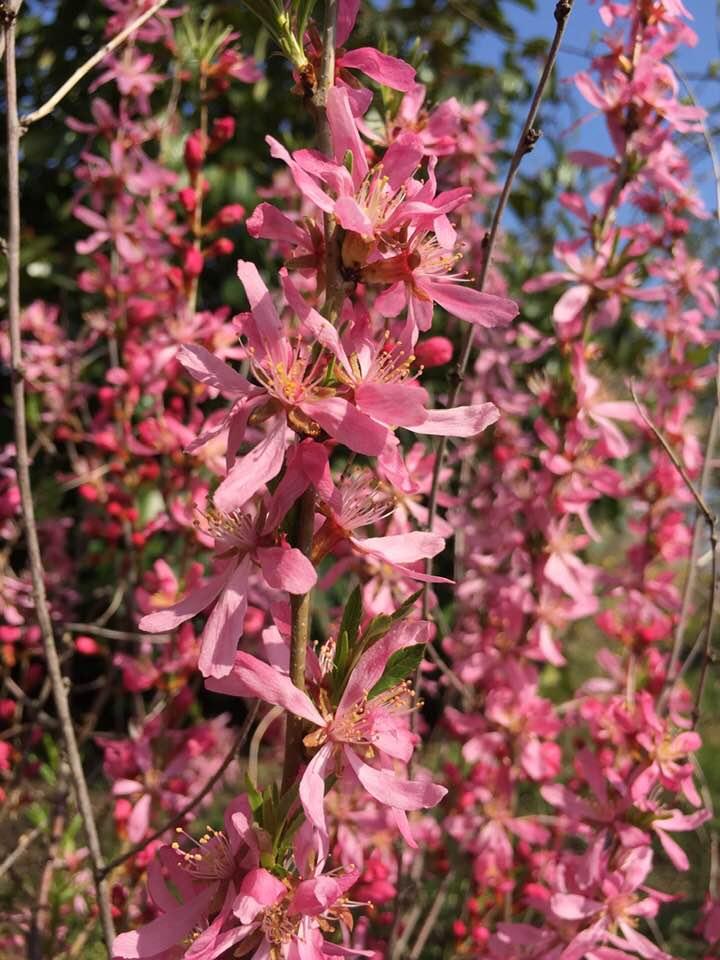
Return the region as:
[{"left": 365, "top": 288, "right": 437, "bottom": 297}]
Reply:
[
  {"left": 338, "top": 586, "right": 363, "bottom": 650},
  {"left": 360, "top": 588, "right": 422, "bottom": 647},
  {"left": 368, "top": 644, "right": 426, "bottom": 699}
]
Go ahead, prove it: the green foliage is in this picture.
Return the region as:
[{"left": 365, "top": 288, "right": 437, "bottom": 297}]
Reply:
[{"left": 368, "top": 643, "right": 426, "bottom": 698}]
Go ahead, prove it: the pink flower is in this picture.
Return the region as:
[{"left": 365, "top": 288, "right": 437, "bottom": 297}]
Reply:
[
  {"left": 206, "top": 619, "right": 447, "bottom": 848},
  {"left": 139, "top": 499, "right": 316, "bottom": 678},
  {"left": 178, "top": 260, "right": 388, "bottom": 512}
]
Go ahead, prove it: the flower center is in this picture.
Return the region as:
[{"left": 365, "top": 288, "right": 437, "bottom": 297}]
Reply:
[
  {"left": 261, "top": 899, "right": 300, "bottom": 945},
  {"left": 172, "top": 826, "right": 235, "bottom": 881}
]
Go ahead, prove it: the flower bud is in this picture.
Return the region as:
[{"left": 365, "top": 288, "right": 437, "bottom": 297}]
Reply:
[
  {"left": 183, "top": 246, "right": 204, "bottom": 278},
  {"left": 211, "top": 116, "right": 235, "bottom": 144},
  {"left": 178, "top": 187, "right": 197, "bottom": 214},
  {"left": 184, "top": 131, "right": 206, "bottom": 173},
  {"left": 414, "top": 335, "right": 453, "bottom": 368}
]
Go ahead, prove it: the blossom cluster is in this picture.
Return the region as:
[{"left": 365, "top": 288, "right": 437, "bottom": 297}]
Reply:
[{"left": 1, "top": 0, "right": 717, "bottom": 957}]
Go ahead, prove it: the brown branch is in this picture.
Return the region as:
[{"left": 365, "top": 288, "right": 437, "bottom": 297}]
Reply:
[
  {"left": 19, "top": 0, "right": 169, "bottom": 128},
  {"left": 409, "top": 872, "right": 453, "bottom": 960},
  {"left": 630, "top": 381, "right": 719, "bottom": 726},
  {"left": 422, "top": 0, "right": 575, "bottom": 619},
  {"left": 282, "top": 488, "right": 316, "bottom": 792},
  {"left": 0, "top": 824, "right": 42, "bottom": 881},
  {"left": 281, "top": 0, "right": 337, "bottom": 795},
  {"left": 2, "top": 3, "right": 115, "bottom": 951},
  {"left": 100, "top": 703, "right": 258, "bottom": 877}
]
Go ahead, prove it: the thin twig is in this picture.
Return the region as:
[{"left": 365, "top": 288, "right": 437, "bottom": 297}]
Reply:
[
  {"left": 422, "top": 0, "right": 575, "bottom": 620},
  {"left": 281, "top": 0, "right": 337, "bottom": 795},
  {"left": 630, "top": 381, "right": 719, "bottom": 726},
  {"left": 409, "top": 873, "right": 453, "bottom": 959},
  {"left": 19, "top": 0, "right": 168, "bottom": 128},
  {"left": 2, "top": 3, "right": 115, "bottom": 951},
  {"left": 100, "top": 703, "right": 258, "bottom": 877},
  {"left": 661, "top": 403, "right": 719, "bottom": 706},
  {"left": 0, "top": 824, "right": 42, "bottom": 881}
]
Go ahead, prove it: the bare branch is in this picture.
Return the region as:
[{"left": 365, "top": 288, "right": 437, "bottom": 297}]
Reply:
[
  {"left": 422, "top": 0, "right": 575, "bottom": 619},
  {"left": 20, "top": 0, "right": 168, "bottom": 129},
  {"left": 2, "top": 2, "right": 115, "bottom": 950},
  {"left": 630, "top": 381, "right": 719, "bottom": 726}
]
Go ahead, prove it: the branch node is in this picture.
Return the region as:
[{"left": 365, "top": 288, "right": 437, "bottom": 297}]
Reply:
[
  {"left": 554, "top": 0, "right": 573, "bottom": 24},
  {"left": 524, "top": 127, "right": 542, "bottom": 153}
]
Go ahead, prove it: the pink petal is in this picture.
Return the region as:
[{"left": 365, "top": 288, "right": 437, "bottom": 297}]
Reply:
[
  {"left": 656, "top": 828, "right": 689, "bottom": 871},
  {"left": 236, "top": 260, "right": 284, "bottom": 356},
  {"left": 198, "top": 555, "right": 251, "bottom": 679},
  {"left": 339, "top": 620, "right": 429, "bottom": 715},
  {"left": 344, "top": 747, "right": 447, "bottom": 810},
  {"left": 305, "top": 397, "right": 387, "bottom": 456},
  {"left": 178, "top": 345, "right": 254, "bottom": 396},
  {"left": 214, "top": 415, "right": 287, "bottom": 513},
  {"left": 291, "top": 875, "right": 356, "bottom": 916},
  {"left": 266, "top": 136, "right": 334, "bottom": 213},
  {"left": 113, "top": 886, "right": 215, "bottom": 958},
  {"left": 299, "top": 742, "right": 335, "bottom": 838},
  {"left": 138, "top": 569, "right": 230, "bottom": 633},
  {"left": 355, "top": 531, "right": 445, "bottom": 564},
  {"left": 355, "top": 381, "right": 428, "bottom": 427},
  {"left": 411, "top": 402, "right": 499, "bottom": 437},
  {"left": 206, "top": 650, "right": 324, "bottom": 726},
  {"left": 327, "top": 86, "right": 368, "bottom": 186},
  {"left": 336, "top": 0, "right": 360, "bottom": 45},
  {"left": 334, "top": 196, "right": 374, "bottom": 236},
  {"left": 383, "top": 133, "right": 423, "bottom": 190},
  {"left": 550, "top": 892, "right": 602, "bottom": 920},
  {"left": 246, "top": 202, "right": 305, "bottom": 244},
  {"left": 339, "top": 48, "right": 416, "bottom": 92},
  {"left": 233, "top": 868, "right": 286, "bottom": 924},
  {"left": 553, "top": 284, "right": 592, "bottom": 325},
  {"left": 127, "top": 794, "right": 152, "bottom": 843},
  {"left": 257, "top": 546, "right": 317, "bottom": 594},
  {"left": 423, "top": 277, "right": 518, "bottom": 327}
]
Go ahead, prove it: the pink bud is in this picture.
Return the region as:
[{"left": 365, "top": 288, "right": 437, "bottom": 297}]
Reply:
[
  {"left": 0, "top": 700, "right": 15, "bottom": 723},
  {"left": 75, "top": 635, "right": 101, "bottom": 655},
  {"left": 178, "top": 187, "right": 197, "bottom": 214},
  {"left": 183, "top": 246, "right": 204, "bottom": 277},
  {"left": 210, "top": 237, "right": 234, "bottom": 257},
  {"left": 452, "top": 921, "right": 467, "bottom": 939},
  {"left": 215, "top": 204, "right": 245, "bottom": 226},
  {"left": 414, "top": 336, "right": 453, "bottom": 368},
  {"left": 184, "top": 131, "right": 206, "bottom": 173},
  {"left": 211, "top": 116, "right": 235, "bottom": 143}
]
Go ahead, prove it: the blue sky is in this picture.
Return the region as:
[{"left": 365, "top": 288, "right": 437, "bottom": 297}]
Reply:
[{"left": 480, "top": 1, "right": 720, "bottom": 216}]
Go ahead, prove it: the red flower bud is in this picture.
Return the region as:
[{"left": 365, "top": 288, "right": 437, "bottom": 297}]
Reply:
[
  {"left": 414, "top": 335, "right": 453, "bottom": 368},
  {"left": 178, "top": 186, "right": 197, "bottom": 214},
  {"left": 183, "top": 246, "right": 204, "bottom": 277},
  {"left": 75, "top": 635, "right": 101, "bottom": 655},
  {"left": 214, "top": 203, "right": 245, "bottom": 226},
  {"left": 209, "top": 237, "right": 234, "bottom": 257},
  {"left": 452, "top": 920, "right": 467, "bottom": 939},
  {"left": 211, "top": 116, "right": 235, "bottom": 144},
  {"left": 184, "top": 131, "right": 206, "bottom": 173}
]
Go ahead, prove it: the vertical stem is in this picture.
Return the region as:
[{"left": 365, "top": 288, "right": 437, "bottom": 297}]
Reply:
[
  {"left": 282, "top": 488, "right": 316, "bottom": 791},
  {"left": 281, "top": 0, "right": 338, "bottom": 794},
  {"left": 2, "top": 4, "right": 115, "bottom": 952}
]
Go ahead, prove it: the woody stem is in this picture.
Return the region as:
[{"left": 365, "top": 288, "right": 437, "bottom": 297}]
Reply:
[{"left": 281, "top": 0, "right": 338, "bottom": 793}]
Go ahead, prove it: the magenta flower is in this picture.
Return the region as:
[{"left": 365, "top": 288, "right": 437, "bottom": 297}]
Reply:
[
  {"left": 207, "top": 619, "right": 447, "bottom": 848},
  {"left": 139, "top": 499, "right": 316, "bottom": 679},
  {"left": 113, "top": 795, "right": 259, "bottom": 959},
  {"left": 177, "top": 260, "right": 388, "bottom": 512}
]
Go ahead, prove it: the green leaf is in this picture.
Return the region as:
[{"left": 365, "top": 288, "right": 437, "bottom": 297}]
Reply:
[
  {"left": 338, "top": 585, "right": 363, "bottom": 651},
  {"left": 245, "top": 774, "right": 263, "bottom": 814},
  {"left": 359, "top": 588, "right": 422, "bottom": 647},
  {"left": 368, "top": 643, "right": 426, "bottom": 699}
]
